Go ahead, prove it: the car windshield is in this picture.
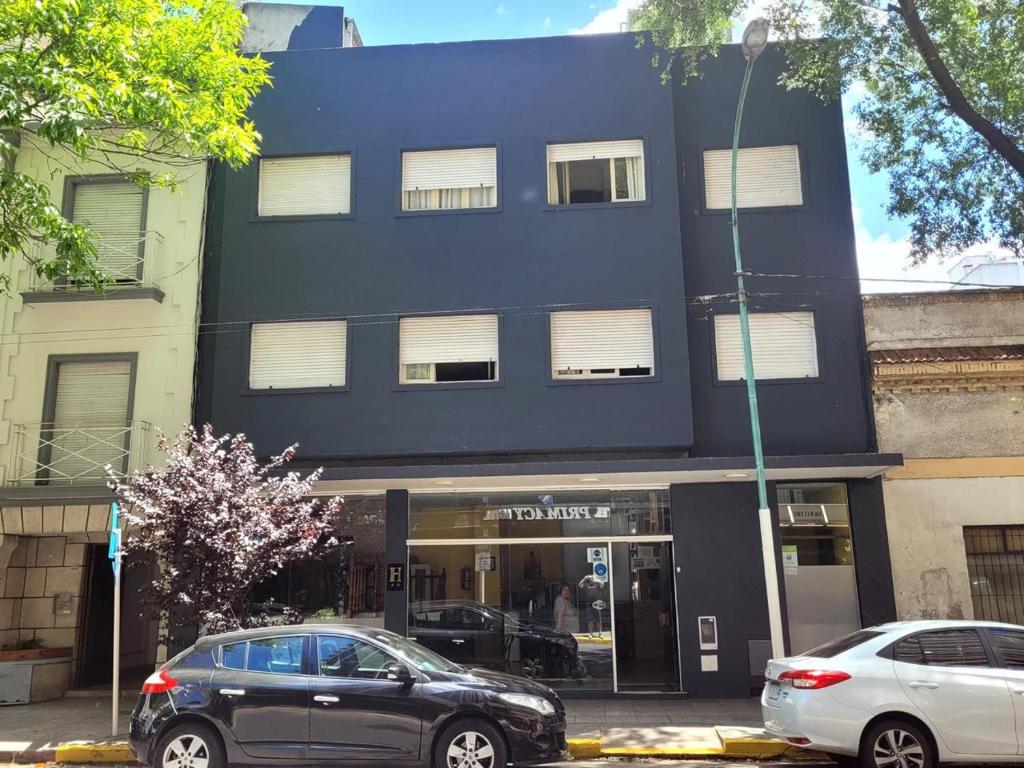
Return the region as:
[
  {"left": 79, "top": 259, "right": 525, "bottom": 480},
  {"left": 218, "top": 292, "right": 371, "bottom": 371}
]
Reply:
[
  {"left": 367, "top": 630, "right": 463, "bottom": 672},
  {"left": 801, "top": 629, "right": 884, "bottom": 658}
]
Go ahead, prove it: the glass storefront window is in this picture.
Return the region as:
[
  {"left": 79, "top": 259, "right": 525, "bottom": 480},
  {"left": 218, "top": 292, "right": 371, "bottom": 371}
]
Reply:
[
  {"left": 409, "top": 490, "right": 670, "bottom": 540},
  {"left": 406, "top": 490, "right": 678, "bottom": 692},
  {"left": 777, "top": 483, "right": 860, "bottom": 653},
  {"left": 252, "top": 496, "right": 386, "bottom": 622}
]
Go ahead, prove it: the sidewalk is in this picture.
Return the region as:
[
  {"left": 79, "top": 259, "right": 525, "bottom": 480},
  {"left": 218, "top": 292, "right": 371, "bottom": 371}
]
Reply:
[{"left": 0, "top": 695, "right": 825, "bottom": 764}]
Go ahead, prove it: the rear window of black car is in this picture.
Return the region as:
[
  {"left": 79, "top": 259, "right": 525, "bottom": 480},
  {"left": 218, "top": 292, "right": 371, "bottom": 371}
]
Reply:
[
  {"left": 802, "top": 629, "right": 884, "bottom": 658},
  {"left": 177, "top": 648, "right": 215, "bottom": 669}
]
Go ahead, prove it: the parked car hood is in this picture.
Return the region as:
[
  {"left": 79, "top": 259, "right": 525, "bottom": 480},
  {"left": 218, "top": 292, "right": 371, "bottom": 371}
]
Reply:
[{"left": 436, "top": 665, "right": 560, "bottom": 699}]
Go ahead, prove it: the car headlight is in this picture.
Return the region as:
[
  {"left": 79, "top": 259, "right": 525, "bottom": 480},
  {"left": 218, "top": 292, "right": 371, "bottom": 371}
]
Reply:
[{"left": 498, "top": 692, "right": 556, "bottom": 715}]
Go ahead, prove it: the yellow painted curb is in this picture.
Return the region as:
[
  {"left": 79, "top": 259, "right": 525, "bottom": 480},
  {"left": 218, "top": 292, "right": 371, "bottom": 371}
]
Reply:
[
  {"left": 719, "top": 736, "right": 789, "bottom": 759},
  {"left": 54, "top": 743, "right": 136, "bottom": 763},
  {"left": 602, "top": 745, "right": 727, "bottom": 756},
  {"left": 566, "top": 737, "right": 602, "bottom": 759}
]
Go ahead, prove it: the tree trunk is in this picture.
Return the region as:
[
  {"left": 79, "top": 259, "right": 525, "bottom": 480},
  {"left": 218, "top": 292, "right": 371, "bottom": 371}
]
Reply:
[{"left": 897, "top": 0, "right": 1024, "bottom": 179}]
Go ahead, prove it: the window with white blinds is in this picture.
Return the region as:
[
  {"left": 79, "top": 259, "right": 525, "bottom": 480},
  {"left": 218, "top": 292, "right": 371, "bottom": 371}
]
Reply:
[
  {"left": 547, "top": 139, "right": 645, "bottom": 205},
  {"left": 703, "top": 145, "right": 803, "bottom": 209},
  {"left": 258, "top": 155, "right": 352, "bottom": 216},
  {"left": 70, "top": 181, "right": 145, "bottom": 282},
  {"left": 550, "top": 308, "right": 655, "bottom": 379},
  {"left": 48, "top": 359, "right": 133, "bottom": 481},
  {"left": 250, "top": 321, "right": 348, "bottom": 389},
  {"left": 401, "top": 147, "right": 497, "bottom": 211},
  {"left": 399, "top": 314, "right": 499, "bottom": 383},
  {"left": 714, "top": 312, "right": 819, "bottom": 381}
]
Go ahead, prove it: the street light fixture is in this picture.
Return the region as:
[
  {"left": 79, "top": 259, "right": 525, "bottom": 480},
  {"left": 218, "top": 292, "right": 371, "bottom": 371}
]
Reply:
[{"left": 730, "top": 17, "right": 786, "bottom": 659}]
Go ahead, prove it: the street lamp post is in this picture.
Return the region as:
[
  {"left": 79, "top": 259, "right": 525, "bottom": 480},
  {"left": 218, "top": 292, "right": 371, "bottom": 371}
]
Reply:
[{"left": 731, "top": 18, "right": 786, "bottom": 659}]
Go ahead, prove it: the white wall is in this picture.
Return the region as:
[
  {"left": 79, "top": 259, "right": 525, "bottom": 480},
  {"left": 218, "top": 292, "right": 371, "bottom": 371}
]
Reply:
[{"left": 884, "top": 476, "right": 1024, "bottom": 620}]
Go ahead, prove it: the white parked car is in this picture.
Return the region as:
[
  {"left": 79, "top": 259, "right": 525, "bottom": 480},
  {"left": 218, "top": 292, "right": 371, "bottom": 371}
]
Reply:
[{"left": 763, "top": 621, "right": 1024, "bottom": 768}]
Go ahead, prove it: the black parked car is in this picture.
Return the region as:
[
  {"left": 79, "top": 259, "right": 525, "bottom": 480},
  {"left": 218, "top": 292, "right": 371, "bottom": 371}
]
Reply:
[
  {"left": 129, "top": 625, "right": 567, "bottom": 768},
  {"left": 409, "top": 600, "right": 584, "bottom": 680}
]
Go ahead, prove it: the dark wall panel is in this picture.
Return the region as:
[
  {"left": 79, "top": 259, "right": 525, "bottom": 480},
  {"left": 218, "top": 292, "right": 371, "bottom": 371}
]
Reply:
[
  {"left": 196, "top": 34, "right": 692, "bottom": 460},
  {"left": 672, "top": 482, "right": 773, "bottom": 697},
  {"left": 673, "top": 48, "right": 873, "bottom": 459},
  {"left": 384, "top": 489, "right": 410, "bottom": 635},
  {"left": 849, "top": 477, "right": 897, "bottom": 626}
]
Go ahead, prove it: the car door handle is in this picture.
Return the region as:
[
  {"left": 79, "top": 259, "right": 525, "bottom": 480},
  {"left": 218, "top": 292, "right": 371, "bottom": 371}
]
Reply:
[
  {"left": 1011, "top": 687, "right": 1024, "bottom": 696},
  {"left": 218, "top": 688, "right": 246, "bottom": 696},
  {"left": 314, "top": 694, "right": 340, "bottom": 704},
  {"left": 907, "top": 681, "right": 939, "bottom": 689},
  {"left": 452, "top": 639, "right": 465, "bottom": 645}
]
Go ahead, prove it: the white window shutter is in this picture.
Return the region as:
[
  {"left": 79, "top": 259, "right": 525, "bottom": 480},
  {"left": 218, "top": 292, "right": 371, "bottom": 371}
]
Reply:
[
  {"left": 703, "top": 145, "right": 803, "bottom": 209},
  {"left": 550, "top": 309, "right": 655, "bottom": 372},
  {"left": 250, "top": 321, "right": 348, "bottom": 389},
  {"left": 401, "top": 148, "right": 497, "bottom": 191},
  {"left": 51, "top": 360, "right": 133, "bottom": 480},
  {"left": 71, "top": 182, "right": 144, "bottom": 278},
  {"left": 258, "top": 155, "right": 352, "bottom": 216},
  {"left": 714, "top": 312, "right": 819, "bottom": 380},
  {"left": 547, "top": 140, "right": 644, "bottom": 163},
  {"left": 400, "top": 315, "right": 499, "bottom": 365}
]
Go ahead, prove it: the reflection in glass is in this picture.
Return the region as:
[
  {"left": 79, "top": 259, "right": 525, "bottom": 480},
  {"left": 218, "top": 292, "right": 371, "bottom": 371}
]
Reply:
[
  {"left": 777, "top": 483, "right": 860, "bottom": 653},
  {"left": 251, "top": 497, "right": 386, "bottom": 622}
]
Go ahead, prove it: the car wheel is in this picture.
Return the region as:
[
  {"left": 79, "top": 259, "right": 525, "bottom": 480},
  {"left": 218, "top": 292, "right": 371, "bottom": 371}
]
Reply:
[
  {"left": 435, "top": 718, "right": 508, "bottom": 768},
  {"left": 521, "top": 656, "right": 543, "bottom": 678},
  {"left": 861, "top": 720, "right": 934, "bottom": 768},
  {"left": 155, "top": 722, "right": 225, "bottom": 768}
]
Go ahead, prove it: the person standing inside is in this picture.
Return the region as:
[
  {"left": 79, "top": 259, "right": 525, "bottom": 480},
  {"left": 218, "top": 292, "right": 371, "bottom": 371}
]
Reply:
[{"left": 553, "top": 584, "right": 579, "bottom": 634}]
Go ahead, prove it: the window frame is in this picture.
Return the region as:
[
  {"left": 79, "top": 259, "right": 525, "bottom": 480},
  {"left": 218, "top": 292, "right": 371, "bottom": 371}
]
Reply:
[
  {"left": 217, "top": 634, "right": 312, "bottom": 676},
  {"left": 242, "top": 319, "right": 352, "bottom": 395},
  {"left": 709, "top": 308, "right": 824, "bottom": 387},
  {"left": 544, "top": 136, "right": 652, "bottom": 211},
  {"left": 37, "top": 352, "right": 139, "bottom": 484},
  {"left": 698, "top": 142, "right": 808, "bottom": 215},
  {"left": 252, "top": 150, "right": 356, "bottom": 222},
  {"left": 313, "top": 633, "right": 405, "bottom": 681},
  {"left": 393, "top": 312, "right": 504, "bottom": 391},
  {"left": 62, "top": 174, "right": 149, "bottom": 283},
  {"left": 545, "top": 304, "right": 662, "bottom": 387},
  {"left": 881, "top": 628, "right": 997, "bottom": 669},
  {"left": 984, "top": 627, "right": 1024, "bottom": 670},
  {"left": 396, "top": 143, "right": 502, "bottom": 217}
]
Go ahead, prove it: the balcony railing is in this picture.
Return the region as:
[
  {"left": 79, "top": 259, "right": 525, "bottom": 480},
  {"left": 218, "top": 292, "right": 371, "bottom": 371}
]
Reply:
[
  {"left": 8, "top": 421, "right": 151, "bottom": 486},
  {"left": 23, "top": 231, "right": 164, "bottom": 296}
]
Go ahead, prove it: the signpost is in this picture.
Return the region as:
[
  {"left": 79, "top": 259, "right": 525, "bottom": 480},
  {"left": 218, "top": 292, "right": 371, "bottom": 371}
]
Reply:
[{"left": 108, "top": 502, "right": 122, "bottom": 737}]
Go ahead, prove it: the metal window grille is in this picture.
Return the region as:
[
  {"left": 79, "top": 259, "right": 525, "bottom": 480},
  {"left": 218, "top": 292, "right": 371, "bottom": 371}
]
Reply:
[{"left": 964, "top": 525, "right": 1024, "bottom": 623}]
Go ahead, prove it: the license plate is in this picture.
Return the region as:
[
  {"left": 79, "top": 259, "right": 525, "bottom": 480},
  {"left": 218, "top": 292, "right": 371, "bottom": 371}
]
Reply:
[{"left": 767, "top": 681, "right": 781, "bottom": 701}]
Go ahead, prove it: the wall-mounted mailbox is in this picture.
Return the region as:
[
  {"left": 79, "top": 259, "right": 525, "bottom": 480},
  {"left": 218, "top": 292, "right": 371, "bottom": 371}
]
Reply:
[{"left": 698, "top": 615, "right": 718, "bottom": 651}]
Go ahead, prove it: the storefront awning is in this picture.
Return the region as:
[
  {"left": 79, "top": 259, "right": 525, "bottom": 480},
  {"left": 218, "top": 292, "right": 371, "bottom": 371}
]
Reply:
[{"left": 310, "top": 453, "right": 903, "bottom": 495}]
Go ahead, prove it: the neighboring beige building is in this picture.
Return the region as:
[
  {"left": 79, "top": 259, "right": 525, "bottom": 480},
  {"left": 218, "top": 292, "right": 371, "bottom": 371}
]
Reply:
[
  {"left": 864, "top": 288, "right": 1024, "bottom": 622},
  {"left": 0, "top": 137, "right": 206, "bottom": 696}
]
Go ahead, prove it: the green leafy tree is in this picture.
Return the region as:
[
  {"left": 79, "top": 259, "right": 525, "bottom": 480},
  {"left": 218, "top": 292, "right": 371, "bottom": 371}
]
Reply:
[
  {"left": 635, "top": 0, "right": 1024, "bottom": 264},
  {"left": 0, "top": 0, "right": 270, "bottom": 292}
]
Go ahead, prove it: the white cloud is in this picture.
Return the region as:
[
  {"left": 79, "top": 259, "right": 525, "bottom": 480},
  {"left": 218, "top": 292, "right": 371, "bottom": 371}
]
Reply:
[
  {"left": 570, "top": 0, "right": 641, "bottom": 34},
  {"left": 543, "top": 16, "right": 552, "bottom": 29},
  {"left": 851, "top": 204, "right": 1004, "bottom": 293},
  {"left": 496, "top": 3, "right": 506, "bottom": 15}
]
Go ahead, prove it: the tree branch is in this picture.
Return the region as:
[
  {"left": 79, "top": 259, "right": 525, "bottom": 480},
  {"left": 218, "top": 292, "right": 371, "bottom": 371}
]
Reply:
[{"left": 896, "top": 0, "right": 1024, "bottom": 178}]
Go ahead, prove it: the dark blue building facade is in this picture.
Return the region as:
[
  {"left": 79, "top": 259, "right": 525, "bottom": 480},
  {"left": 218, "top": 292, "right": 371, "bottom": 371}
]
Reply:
[{"left": 197, "top": 13, "right": 899, "bottom": 698}]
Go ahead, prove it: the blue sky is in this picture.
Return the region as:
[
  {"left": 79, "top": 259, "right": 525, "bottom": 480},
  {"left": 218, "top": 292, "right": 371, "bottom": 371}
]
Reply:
[{"left": 288, "top": 0, "right": 965, "bottom": 290}]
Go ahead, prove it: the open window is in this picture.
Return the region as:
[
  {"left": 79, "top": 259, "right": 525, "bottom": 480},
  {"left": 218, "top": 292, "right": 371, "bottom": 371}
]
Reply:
[
  {"left": 547, "top": 140, "right": 645, "bottom": 205},
  {"left": 399, "top": 314, "right": 499, "bottom": 384}
]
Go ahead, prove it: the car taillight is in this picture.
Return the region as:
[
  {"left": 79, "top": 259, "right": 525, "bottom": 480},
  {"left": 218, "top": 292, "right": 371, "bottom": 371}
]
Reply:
[
  {"left": 141, "top": 669, "right": 179, "bottom": 694},
  {"left": 778, "top": 669, "right": 851, "bottom": 689}
]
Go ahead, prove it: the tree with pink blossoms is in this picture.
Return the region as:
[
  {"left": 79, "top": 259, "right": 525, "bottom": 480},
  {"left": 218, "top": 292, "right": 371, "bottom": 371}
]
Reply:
[{"left": 109, "top": 424, "right": 342, "bottom": 643}]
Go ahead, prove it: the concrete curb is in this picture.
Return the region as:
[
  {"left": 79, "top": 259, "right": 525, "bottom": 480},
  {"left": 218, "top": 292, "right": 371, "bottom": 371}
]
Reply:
[
  {"left": 1, "top": 732, "right": 827, "bottom": 763},
  {"left": 0, "top": 741, "right": 134, "bottom": 765},
  {"left": 566, "top": 726, "right": 830, "bottom": 761}
]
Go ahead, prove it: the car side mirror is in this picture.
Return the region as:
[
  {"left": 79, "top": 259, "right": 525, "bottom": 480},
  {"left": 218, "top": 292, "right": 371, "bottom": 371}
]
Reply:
[{"left": 384, "top": 661, "right": 413, "bottom": 682}]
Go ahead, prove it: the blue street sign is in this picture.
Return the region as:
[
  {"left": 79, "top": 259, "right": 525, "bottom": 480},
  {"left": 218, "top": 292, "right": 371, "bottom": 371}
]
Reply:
[
  {"left": 108, "top": 502, "right": 121, "bottom": 576},
  {"left": 593, "top": 562, "right": 608, "bottom": 579}
]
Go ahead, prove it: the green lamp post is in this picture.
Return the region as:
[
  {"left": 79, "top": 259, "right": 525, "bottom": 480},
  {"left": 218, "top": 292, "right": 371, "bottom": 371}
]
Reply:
[{"left": 731, "top": 17, "right": 786, "bottom": 659}]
